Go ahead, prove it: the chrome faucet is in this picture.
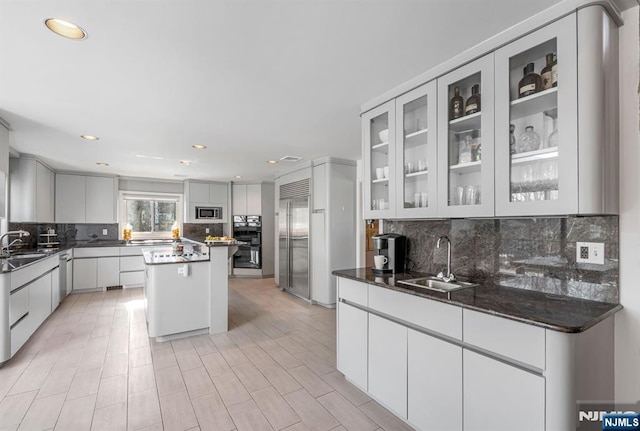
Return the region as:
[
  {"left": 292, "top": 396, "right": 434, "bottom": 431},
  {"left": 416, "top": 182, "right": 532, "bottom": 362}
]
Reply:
[
  {"left": 0, "top": 230, "right": 30, "bottom": 257},
  {"left": 436, "top": 235, "right": 455, "bottom": 282}
]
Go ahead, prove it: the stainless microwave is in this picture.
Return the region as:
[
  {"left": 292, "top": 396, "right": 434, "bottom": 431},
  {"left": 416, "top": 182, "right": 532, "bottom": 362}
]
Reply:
[{"left": 196, "top": 206, "right": 223, "bottom": 220}]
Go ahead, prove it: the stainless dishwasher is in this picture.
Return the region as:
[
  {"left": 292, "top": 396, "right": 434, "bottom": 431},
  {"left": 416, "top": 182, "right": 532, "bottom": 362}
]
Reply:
[{"left": 59, "top": 252, "right": 69, "bottom": 303}]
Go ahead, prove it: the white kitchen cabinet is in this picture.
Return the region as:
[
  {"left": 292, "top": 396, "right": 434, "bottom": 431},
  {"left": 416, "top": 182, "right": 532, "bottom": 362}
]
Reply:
[
  {"left": 86, "top": 176, "right": 117, "bottom": 223},
  {"left": 395, "top": 81, "right": 438, "bottom": 218},
  {"left": 97, "top": 257, "right": 120, "bottom": 287},
  {"left": 184, "top": 180, "right": 229, "bottom": 223},
  {"left": 55, "top": 174, "right": 116, "bottom": 223},
  {"left": 189, "top": 182, "right": 210, "bottom": 203},
  {"left": 73, "top": 247, "right": 121, "bottom": 291},
  {"left": 55, "top": 173, "right": 86, "bottom": 223},
  {"left": 495, "top": 9, "right": 617, "bottom": 216},
  {"left": 73, "top": 258, "right": 98, "bottom": 290},
  {"left": 232, "top": 184, "right": 263, "bottom": 215},
  {"left": 336, "top": 301, "right": 368, "bottom": 391},
  {"left": 407, "top": 329, "right": 462, "bottom": 431},
  {"left": 437, "top": 53, "right": 495, "bottom": 218},
  {"left": 368, "top": 314, "right": 407, "bottom": 418},
  {"left": 3, "top": 256, "right": 58, "bottom": 361},
  {"left": 464, "top": 349, "right": 544, "bottom": 431},
  {"left": 29, "top": 272, "right": 52, "bottom": 331},
  {"left": 9, "top": 158, "right": 55, "bottom": 223},
  {"left": 363, "top": 100, "right": 396, "bottom": 219},
  {"left": 35, "top": 161, "right": 55, "bottom": 223},
  {"left": 209, "top": 183, "right": 228, "bottom": 204}
]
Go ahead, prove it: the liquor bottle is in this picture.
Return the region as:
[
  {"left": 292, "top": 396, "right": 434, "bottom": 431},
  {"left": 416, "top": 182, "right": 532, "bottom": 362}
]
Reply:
[
  {"left": 450, "top": 86, "right": 464, "bottom": 120},
  {"left": 465, "top": 84, "right": 481, "bottom": 115},
  {"left": 509, "top": 124, "right": 516, "bottom": 154},
  {"left": 541, "top": 53, "right": 554, "bottom": 90},
  {"left": 551, "top": 54, "right": 558, "bottom": 87},
  {"left": 518, "top": 63, "right": 542, "bottom": 98}
]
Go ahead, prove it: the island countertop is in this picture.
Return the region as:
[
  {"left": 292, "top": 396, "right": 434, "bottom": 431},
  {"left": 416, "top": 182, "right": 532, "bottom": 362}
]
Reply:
[{"left": 333, "top": 268, "right": 622, "bottom": 333}]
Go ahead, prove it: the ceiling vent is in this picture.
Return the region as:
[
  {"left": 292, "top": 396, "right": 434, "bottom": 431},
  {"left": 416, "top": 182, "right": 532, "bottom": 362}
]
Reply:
[{"left": 280, "top": 155, "right": 303, "bottom": 162}]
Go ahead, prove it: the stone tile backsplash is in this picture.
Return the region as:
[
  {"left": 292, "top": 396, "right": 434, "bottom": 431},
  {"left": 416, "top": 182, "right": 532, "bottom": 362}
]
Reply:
[
  {"left": 384, "top": 216, "right": 619, "bottom": 303},
  {"left": 8, "top": 222, "right": 119, "bottom": 248}
]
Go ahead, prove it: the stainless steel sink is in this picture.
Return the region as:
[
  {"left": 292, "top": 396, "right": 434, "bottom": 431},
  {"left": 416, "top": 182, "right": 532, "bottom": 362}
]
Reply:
[
  {"left": 398, "top": 276, "right": 478, "bottom": 296},
  {"left": 8, "top": 253, "right": 48, "bottom": 260}
]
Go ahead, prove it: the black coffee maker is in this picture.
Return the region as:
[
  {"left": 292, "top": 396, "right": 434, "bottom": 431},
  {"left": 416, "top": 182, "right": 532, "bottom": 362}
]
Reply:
[{"left": 372, "top": 234, "right": 406, "bottom": 274}]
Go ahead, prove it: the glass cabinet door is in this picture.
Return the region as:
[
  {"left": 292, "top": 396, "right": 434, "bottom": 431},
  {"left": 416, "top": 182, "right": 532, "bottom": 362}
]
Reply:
[
  {"left": 363, "top": 100, "right": 396, "bottom": 219},
  {"left": 437, "top": 54, "right": 494, "bottom": 218},
  {"left": 495, "top": 15, "right": 577, "bottom": 216},
  {"left": 395, "top": 81, "right": 438, "bottom": 218}
]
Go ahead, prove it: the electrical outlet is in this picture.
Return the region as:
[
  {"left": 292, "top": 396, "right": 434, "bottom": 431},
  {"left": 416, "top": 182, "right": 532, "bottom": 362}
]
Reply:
[
  {"left": 102, "top": 229, "right": 108, "bottom": 236},
  {"left": 205, "top": 228, "right": 210, "bottom": 234},
  {"left": 576, "top": 242, "right": 605, "bottom": 265}
]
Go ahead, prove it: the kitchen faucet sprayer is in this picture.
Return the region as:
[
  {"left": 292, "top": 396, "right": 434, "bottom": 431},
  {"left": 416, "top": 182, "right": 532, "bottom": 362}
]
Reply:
[{"left": 0, "top": 230, "right": 31, "bottom": 257}]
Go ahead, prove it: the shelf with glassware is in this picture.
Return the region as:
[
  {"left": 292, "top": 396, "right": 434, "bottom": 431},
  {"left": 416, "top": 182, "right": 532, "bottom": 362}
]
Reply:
[
  {"left": 495, "top": 14, "right": 582, "bottom": 216},
  {"left": 437, "top": 54, "right": 495, "bottom": 218},
  {"left": 395, "top": 81, "right": 438, "bottom": 217},
  {"left": 363, "top": 100, "right": 396, "bottom": 219}
]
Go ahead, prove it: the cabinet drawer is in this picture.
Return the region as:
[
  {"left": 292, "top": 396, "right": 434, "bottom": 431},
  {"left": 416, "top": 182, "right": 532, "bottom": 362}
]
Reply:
[
  {"left": 10, "top": 256, "right": 58, "bottom": 292},
  {"left": 120, "top": 255, "right": 144, "bottom": 272},
  {"left": 120, "top": 246, "right": 143, "bottom": 256},
  {"left": 463, "top": 309, "right": 545, "bottom": 369},
  {"left": 337, "top": 277, "right": 367, "bottom": 306},
  {"left": 9, "top": 286, "right": 29, "bottom": 327},
  {"left": 368, "top": 284, "right": 462, "bottom": 339},
  {"left": 74, "top": 247, "right": 120, "bottom": 258},
  {"left": 120, "top": 271, "right": 144, "bottom": 287}
]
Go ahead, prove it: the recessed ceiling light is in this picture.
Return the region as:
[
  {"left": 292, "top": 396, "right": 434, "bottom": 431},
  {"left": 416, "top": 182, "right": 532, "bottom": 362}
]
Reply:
[
  {"left": 235, "top": 175, "right": 242, "bottom": 179},
  {"left": 192, "top": 145, "right": 207, "bottom": 150},
  {"left": 81, "top": 134, "right": 99, "bottom": 140},
  {"left": 96, "top": 162, "right": 109, "bottom": 167},
  {"left": 267, "top": 160, "right": 278, "bottom": 164},
  {"left": 44, "top": 18, "right": 87, "bottom": 40},
  {"left": 179, "top": 160, "right": 191, "bottom": 165}
]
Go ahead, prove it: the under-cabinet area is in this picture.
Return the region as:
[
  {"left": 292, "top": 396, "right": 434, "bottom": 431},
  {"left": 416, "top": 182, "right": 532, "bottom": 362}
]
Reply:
[
  {"left": 336, "top": 276, "right": 616, "bottom": 431},
  {"left": 362, "top": 6, "right": 618, "bottom": 219}
]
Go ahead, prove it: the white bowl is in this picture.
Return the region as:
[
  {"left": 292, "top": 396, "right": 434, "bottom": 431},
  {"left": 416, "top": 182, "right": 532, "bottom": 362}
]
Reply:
[{"left": 378, "top": 129, "right": 389, "bottom": 143}]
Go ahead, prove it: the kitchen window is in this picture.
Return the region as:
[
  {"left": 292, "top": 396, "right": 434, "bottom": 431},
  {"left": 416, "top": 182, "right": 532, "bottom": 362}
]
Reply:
[{"left": 120, "top": 192, "right": 183, "bottom": 239}]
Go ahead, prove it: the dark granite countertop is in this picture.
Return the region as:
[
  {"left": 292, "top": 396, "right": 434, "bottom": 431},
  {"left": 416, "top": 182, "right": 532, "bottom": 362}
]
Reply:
[{"left": 333, "top": 268, "right": 622, "bottom": 333}]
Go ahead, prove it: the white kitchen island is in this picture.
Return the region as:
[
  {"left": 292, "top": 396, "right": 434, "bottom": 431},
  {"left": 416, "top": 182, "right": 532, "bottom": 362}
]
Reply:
[{"left": 142, "top": 242, "right": 236, "bottom": 341}]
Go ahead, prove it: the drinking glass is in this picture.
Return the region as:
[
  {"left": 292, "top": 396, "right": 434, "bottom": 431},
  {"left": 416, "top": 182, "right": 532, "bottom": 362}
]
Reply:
[
  {"left": 414, "top": 193, "right": 420, "bottom": 208},
  {"left": 455, "top": 186, "right": 464, "bottom": 206},
  {"left": 420, "top": 192, "right": 428, "bottom": 208},
  {"left": 464, "top": 185, "right": 477, "bottom": 206}
]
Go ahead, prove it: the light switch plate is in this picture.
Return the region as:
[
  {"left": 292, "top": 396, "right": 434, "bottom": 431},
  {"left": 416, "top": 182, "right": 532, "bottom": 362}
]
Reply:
[
  {"left": 576, "top": 242, "right": 605, "bottom": 265},
  {"left": 206, "top": 228, "right": 210, "bottom": 234},
  {"left": 102, "top": 229, "right": 108, "bottom": 236}
]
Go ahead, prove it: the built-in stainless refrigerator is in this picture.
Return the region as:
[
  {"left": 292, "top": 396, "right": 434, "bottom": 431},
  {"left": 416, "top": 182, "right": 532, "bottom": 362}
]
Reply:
[{"left": 279, "top": 180, "right": 310, "bottom": 300}]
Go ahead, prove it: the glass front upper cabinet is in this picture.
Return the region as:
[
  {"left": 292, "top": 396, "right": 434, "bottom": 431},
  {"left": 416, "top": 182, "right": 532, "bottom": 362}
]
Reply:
[
  {"left": 363, "top": 100, "right": 396, "bottom": 219},
  {"left": 437, "top": 54, "right": 494, "bottom": 218},
  {"left": 494, "top": 15, "right": 577, "bottom": 216},
  {"left": 395, "top": 81, "right": 438, "bottom": 218}
]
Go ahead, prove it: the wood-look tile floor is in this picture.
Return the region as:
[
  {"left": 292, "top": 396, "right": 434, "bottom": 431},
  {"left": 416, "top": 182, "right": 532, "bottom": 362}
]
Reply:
[{"left": 0, "top": 278, "right": 415, "bottom": 431}]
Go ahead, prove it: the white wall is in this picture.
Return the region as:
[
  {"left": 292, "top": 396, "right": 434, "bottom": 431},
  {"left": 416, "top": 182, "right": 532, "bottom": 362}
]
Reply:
[{"left": 615, "top": 5, "right": 640, "bottom": 405}]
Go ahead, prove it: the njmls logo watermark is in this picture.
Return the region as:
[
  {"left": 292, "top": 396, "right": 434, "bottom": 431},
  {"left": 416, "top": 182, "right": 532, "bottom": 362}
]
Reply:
[{"left": 577, "top": 402, "right": 640, "bottom": 431}]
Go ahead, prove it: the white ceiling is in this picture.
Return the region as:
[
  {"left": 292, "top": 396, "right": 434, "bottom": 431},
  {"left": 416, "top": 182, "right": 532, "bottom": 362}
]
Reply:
[{"left": 0, "top": 0, "right": 565, "bottom": 182}]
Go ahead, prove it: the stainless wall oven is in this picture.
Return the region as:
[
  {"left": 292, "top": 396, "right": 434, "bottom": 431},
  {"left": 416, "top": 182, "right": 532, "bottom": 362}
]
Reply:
[{"left": 232, "top": 215, "right": 262, "bottom": 269}]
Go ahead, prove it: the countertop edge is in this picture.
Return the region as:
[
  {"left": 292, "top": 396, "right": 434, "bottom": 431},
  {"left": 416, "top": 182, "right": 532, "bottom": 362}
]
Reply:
[{"left": 332, "top": 268, "right": 622, "bottom": 334}]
